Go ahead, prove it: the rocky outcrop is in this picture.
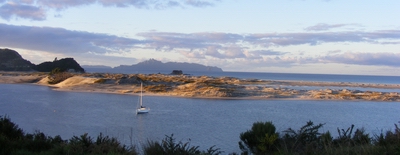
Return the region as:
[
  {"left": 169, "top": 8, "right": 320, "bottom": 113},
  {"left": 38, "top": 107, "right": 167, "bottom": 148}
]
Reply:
[
  {"left": 0, "top": 48, "right": 85, "bottom": 73},
  {"left": 34, "top": 58, "right": 85, "bottom": 73},
  {"left": 171, "top": 70, "right": 183, "bottom": 75},
  {"left": 0, "top": 48, "right": 35, "bottom": 71}
]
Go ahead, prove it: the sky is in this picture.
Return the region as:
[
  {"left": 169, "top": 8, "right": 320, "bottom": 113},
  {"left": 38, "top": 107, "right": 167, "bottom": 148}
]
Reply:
[{"left": 1, "top": 0, "right": 400, "bottom": 76}]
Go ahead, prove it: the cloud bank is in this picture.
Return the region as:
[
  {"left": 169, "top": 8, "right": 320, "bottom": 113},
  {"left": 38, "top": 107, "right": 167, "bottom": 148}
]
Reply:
[
  {"left": 1, "top": 23, "right": 400, "bottom": 68},
  {"left": 0, "top": 2, "right": 46, "bottom": 20},
  {"left": 0, "top": 0, "right": 219, "bottom": 20},
  {"left": 0, "top": 23, "right": 144, "bottom": 54},
  {"left": 1, "top": 0, "right": 398, "bottom": 75},
  {"left": 304, "top": 23, "right": 358, "bottom": 31}
]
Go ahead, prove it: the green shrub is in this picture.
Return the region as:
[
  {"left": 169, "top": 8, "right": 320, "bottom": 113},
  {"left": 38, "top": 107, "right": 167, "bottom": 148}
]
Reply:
[
  {"left": 374, "top": 123, "right": 400, "bottom": 154},
  {"left": 0, "top": 134, "right": 12, "bottom": 155},
  {"left": 47, "top": 68, "right": 74, "bottom": 84},
  {"left": 0, "top": 115, "right": 24, "bottom": 140},
  {"left": 66, "top": 133, "right": 137, "bottom": 155},
  {"left": 92, "top": 133, "right": 133, "bottom": 154},
  {"left": 4, "top": 114, "right": 400, "bottom": 155},
  {"left": 22, "top": 131, "right": 54, "bottom": 152},
  {"left": 94, "top": 78, "right": 107, "bottom": 83},
  {"left": 281, "top": 121, "right": 325, "bottom": 154},
  {"left": 352, "top": 128, "right": 371, "bottom": 145},
  {"left": 143, "top": 134, "right": 222, "bottom": 155},
  {"left": 0, "top": 115, "right": 138, "bottom": 155},
  {"left": 239, "top": 121, "right": 278, "bottom": 154},
  {"left": 333, "top": 125, "right": 371, "bottom": 147}
]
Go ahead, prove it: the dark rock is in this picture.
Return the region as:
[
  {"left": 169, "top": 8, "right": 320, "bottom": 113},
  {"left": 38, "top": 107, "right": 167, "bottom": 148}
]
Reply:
[
  {"left": 35, "top": 58, "right": 85, "bottom": 73},
  {"left": 1, "top": 48, "right": 85, "bottom": 73},
  {"left": 0, "top": 48, "right": 35, "bottom": 71},
  {"left": 171, "top": 70, "right": 183, "bottom": 75}
]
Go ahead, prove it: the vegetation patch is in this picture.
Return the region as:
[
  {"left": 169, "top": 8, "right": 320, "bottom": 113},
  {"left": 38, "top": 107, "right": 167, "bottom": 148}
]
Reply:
[
  {"left": 94, "top": 78, "right": 107, "bottom": 84},
  {"left": 146, "top": 84, "right": 171, "bottom": 93},
  {"left": 47, "top": 68, "right": 74, "bottom": 84}
]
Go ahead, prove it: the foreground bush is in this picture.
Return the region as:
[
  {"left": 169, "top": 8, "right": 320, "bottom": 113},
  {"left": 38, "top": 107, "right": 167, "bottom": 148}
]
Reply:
[
  {"left": 143, "top": 134, "right": 223, "bottom": 155},
  {"left": 2, "top": 115, "right": 400, "bottom": 155},
  {"left": 0, "top": 115, "right": 138, "bottom": 155},
  {"left": 239, "top": 122, "right": 278, "bottom": 154},
  {"left": 0, "top": 115, "right": 222, "bottom": 155},
  {"left": 239, "top": 120, "right": 400, "bottom": 155}
]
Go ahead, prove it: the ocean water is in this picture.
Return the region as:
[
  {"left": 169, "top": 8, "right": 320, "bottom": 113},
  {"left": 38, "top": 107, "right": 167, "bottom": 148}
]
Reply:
[{"left": 1, "top": 83, "right": 400, "bottom": 154}]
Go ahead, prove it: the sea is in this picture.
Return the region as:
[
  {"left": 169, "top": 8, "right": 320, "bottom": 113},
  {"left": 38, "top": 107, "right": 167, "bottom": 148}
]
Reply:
[{"left": 1, "top": 71, "right": 400, "bottom": 154}]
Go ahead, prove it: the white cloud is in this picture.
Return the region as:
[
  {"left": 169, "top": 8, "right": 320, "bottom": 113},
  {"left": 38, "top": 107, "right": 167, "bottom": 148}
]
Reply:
[
  {"left": 179, "top": 50, "right": 205, "bottom": 58},
  {"left": 2, "top": 23, "right": 400, "bottom": 69},
  {"left": 0, "top": 23, "right": 143, "bottom": 54},
  {"left": 304, "top": 23, "right": 358, "bottom": 31},
  {"left": 223, "top": 45, "right": 245, "bottom": 58},
  {"left": 0, "top": 2, "right": 46, "bottom": 20},
  {"left": 322, "top": 52, "right": 400, "bottom": 67},
  {"left": 0, "top": 0, "right": 220, "bottom": 20},
  {"left": 184, "top": 0, "right": 214, "bottom": 7},
  {"left": 37, "top": 0, "right": 96, "bottom": 10}
]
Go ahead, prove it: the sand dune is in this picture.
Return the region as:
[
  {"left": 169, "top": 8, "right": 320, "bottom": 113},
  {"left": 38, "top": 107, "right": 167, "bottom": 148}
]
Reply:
[
  {"left": 1, "top": 72, "right": 400, "bottom": 101},
  {"left": 53, "top": 76, "right": 98, "bottom": 88}
]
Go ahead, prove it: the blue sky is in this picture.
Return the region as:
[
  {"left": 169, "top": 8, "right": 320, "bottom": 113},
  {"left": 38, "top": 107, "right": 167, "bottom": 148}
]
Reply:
[{"left": 1, "top": 0, "right": 400, "bottom": 75}]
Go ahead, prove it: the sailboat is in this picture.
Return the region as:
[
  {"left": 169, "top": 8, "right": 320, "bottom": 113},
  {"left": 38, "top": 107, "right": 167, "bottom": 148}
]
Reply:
[{"left": 136, "top": 83, "right": 150, "bottom": 114}]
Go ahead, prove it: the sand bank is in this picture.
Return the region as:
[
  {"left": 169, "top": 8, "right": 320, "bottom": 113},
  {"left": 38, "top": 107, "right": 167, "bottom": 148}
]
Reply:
[{"left": 1, "top": 72, "right": 400, "bottom": 101}]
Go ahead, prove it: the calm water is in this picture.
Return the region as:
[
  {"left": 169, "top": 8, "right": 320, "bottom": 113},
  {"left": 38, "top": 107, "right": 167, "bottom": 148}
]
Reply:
[{"left": 1, "top": 83, "right": 400, "bottom": 154}]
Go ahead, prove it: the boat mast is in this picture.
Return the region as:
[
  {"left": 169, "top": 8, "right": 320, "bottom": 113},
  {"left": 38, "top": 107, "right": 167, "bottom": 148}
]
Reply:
[{"left": 140, "top": 83, "right": 143, "bottom": 107}]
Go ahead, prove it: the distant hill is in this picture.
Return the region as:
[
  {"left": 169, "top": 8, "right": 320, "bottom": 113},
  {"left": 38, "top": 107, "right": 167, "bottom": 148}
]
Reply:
[
  {"left": 1, "top": 48, "right": 222, "bottom": 74},
  {"left": 81, "top": 65, "right": 113, "bottom": 73},
  {"left": 35, "top": 58, "right": 85, "bottom": 72},
  {"left": 0, "top": 48, "right": 85, "bottom": 72},
  {"left": 0, "top": 48, "right": 35, "bottom": 71},
  {"left": 112, "top": 59, "right": 223, "bottom": 73},
  {"left": 81, "top": 65, "right": 112, "bottom": 69}
]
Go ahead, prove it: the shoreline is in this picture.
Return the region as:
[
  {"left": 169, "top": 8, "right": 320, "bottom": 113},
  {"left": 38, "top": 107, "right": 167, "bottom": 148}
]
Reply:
[{"left": 1, "top": 71, "right": 400, "bottom": 101}]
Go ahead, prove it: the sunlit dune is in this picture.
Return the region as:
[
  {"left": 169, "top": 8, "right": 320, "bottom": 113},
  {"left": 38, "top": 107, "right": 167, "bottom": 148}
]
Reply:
[{"left": 1, "top": 71, "right": 400, "bottom": 101}]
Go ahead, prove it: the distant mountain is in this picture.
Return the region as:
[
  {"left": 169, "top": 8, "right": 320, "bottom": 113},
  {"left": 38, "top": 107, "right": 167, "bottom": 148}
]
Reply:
[
  {"left": 82, "top": 65, "right": 113, "bottom": 73},
  {"left": 81, "top": 65, "right": 112, "bottom": 69},
  {"left": 0, "top": 48, "right": 35, "bottom": 71},
  {"left": 113, "top": 59, "right": 223, "bottom": 73},
  {"left": 0, "top": 48, "right": 85, "bottom": 72}
]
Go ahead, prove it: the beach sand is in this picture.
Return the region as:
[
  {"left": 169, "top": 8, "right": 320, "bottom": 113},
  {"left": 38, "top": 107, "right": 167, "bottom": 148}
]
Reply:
[{"left": 1, "top": 71, "right": 400, "bottom": 101}]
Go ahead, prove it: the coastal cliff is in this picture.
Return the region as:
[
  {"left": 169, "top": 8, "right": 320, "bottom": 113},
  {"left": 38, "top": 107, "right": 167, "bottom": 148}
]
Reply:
[
  {"left": 0, "top": 49, "right": 35, "bottom": 71},
  {"left": 0, "top": 48, "right": 85, "bottom": 72}
]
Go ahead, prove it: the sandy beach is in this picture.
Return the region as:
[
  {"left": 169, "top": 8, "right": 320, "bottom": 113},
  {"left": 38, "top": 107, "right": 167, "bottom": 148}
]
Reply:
[{"left": 1, "top": 71, "right": 400, "bottom": 101}]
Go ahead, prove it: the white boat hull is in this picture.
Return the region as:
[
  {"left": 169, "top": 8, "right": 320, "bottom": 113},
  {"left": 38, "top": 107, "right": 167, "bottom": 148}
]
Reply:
[{"left": 137, "top": 107, "right": 150, "bottom": 114}]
